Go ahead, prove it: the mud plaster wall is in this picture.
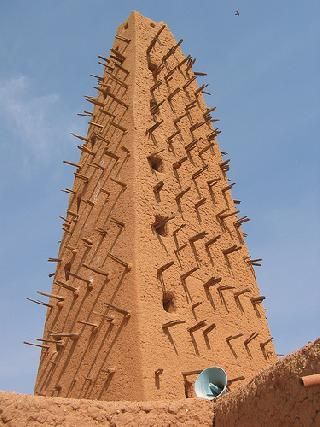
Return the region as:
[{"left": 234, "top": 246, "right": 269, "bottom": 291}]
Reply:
[
  {"left": 0, "top": 395, "right": 213, "bottom": 427},
  {"left": 35, "top": 13, "right": 142, "bottom": 401},
  {"left": 133, "top": 13, "right": 276, "bottom": 399},
  {"left": 2, "top": 340, "right": 319, "bottom": 426},
  {"left": 34, "top": 11, "right": 275, "bottom": 401},
  {"left": 214, "top": 339, "right": 320, "bottom": 427}
]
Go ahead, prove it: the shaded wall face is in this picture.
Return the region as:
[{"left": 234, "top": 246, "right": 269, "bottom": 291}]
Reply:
[
  {"left": 214, "top": 340, "right": 320, "bottom": 427},
  {"left": 34, "top": 15, "right": 144, "bottom": 401},
  {"left": 34, "top": 11, "right": 275, "bottom": 402},
  {"left": 132, "top": 16, "right": 276, "bottom": 399}
]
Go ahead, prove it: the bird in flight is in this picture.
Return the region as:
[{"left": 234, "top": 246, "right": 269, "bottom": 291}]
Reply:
[{"left": 235, "top": 10, "right": 240, "bottom": 16}]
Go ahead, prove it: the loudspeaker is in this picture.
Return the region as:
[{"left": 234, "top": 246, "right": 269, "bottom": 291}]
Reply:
[{"left": 194, "top": 367, "right": 227, "bottom": 400}]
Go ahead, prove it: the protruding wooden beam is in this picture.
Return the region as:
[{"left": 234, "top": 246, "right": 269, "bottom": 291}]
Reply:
[
  {"left": 162, "top": 320, "right": 186, "bottom": 330},
  {"left": 105, "top": 303, "right": 130, "bottom": 318}
]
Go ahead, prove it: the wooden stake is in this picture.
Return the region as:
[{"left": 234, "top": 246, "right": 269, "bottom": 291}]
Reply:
[
  {"left": 226, "top": 333, "right": 244, "bottom": 343},
  {"left": 49, "top": 332, "right": 79, "bottom": 340},
  {"left": 183, "top": 75, "right": 196, "bottom": 89},
  {"left": 85, "top": 96, "right": 104, "bottom": 107},
  {"left": 108, "top": 253, "right": 131, "bottom": 271},
  {"left": 26, "top": 298, "right": 53, "bottom": 309},
  {"left": 82, "top": 237, "right": 93, "bottom": 247},
  {"left": 157, "top": 261, "right": 175, "bottom": 279},
  {"left": 194, "top": 71, "right": 207, "bottom": 76},
  {"left": 150, "top": 81, "right": 162, "bottom": 93},
  {"left": 71, "top": 133, "right": 89, "bottom": 143},
  {"left": 187, "top": 320, "right": 206, "bottom": 333},
  {"left": 63, "top": 160, "right": 80, "bottom": 169},
  {"left": 192, "top": 165, "right": 208, "bottom": 180},
  {"left": 244, "top": 332, "right": 259, "bottom": 346},
  {"left": 203, "top": 277, "right": 222, "bottom": 289},
  {"left": 234, "top": 288, "right": 251, "bottom": 298},
  {"left": 23, "top": 341, "right": 49, "bottom": 350},
  {"left": 168, "top": 87, "right": 181, "bottom": 102},
  {"left": 192, "top": 301, "right": 203, "bottom": 311},
  {"left": 246, "top": 258, "right": 263, "bottom": 267},
  {"left": 222, "top": 245, "right": 242, "bottom": 255},
  {"left": 93, "top": 311, "right": 114, "bottom": 322},
  {"left": 61, "top": 188, "right": 75, "bottom": 194},
  {"left": 115, "top": 35, "right": 131, "bottom": 43},
  {"left": 37, "top": 338, "right": 64, "bottom": 346},
  {"left": 162, "top": 320, "right": 185, "bottom": 330},
  {"left": 110, "top": 48, "right": 125, "bottom": 63},
  {"left": 48, "top": 257, "right": 61, "bottom": 263},
  {"left": 74, "top": 173, "right": 89, "bottom": 183},
  {"left": 37, "top": 291, "right": 64, "bottom": 301},
  {"left": 146, "top": 120, "right": 163, "bottom": 135},
  {"left": 203, "top": 323, "right": 216, "bottom": 337},
  {"left": 77, "top": 111, "right": 93, "bottom": 117},
  {"left": 219, "top": 210, "right": 240, "bottom": 220},
  {"left": 54, "top": 280, "right": 79, "bottom": 294},
  {"left": 105, "top": 303, "right": 130, "bottom": 318},
  {"left": 89, "top": 121, "right": 104, "bottom": 129},
  {"left": 77, "top": 320, "right": 98, "bottom": 328},
  {"left": 189, "top": 231, "right": 208, "bottom": 243},
  {"left": 260, "top": 337, "right": 273, "bottom": 349},
  {"left": 234, "top": 216, "right": 250, "bottom": 227},
  {"left": 82, "top": 263, "right": 109, "bottom": 278},
  {"left": 77, "top": 145, "right": 95, "bottom": 156},
  {"left": 251, "top": 296, "right": 266, "bottom": 305},
  {"left": 105, "top": 71, "right": 129, "bottom": 89}
]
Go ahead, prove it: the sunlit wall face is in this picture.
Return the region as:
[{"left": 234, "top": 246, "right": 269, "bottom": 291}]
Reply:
[{"left": 0, "top": 0, "right": 319, "bottom": 393}]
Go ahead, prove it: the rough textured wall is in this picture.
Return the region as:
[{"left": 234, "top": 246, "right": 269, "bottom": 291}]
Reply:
[
  {"left": 0, "top": 394, "right": 214, "bottom": 427},
  {"left": 34, "top": 12, "right": 142, "bottom": 401},
  {"left": 2, "top": 340, "right": 319, "bottom": 426},
  {"left": 132, "top": 13, "right": 276, "bottom": 399},
  {"left": 33, "top": 11, "right": 275, "bottom": 401},
  {"left": 214, "top": 339, "right": 320, "bottom": 426}
]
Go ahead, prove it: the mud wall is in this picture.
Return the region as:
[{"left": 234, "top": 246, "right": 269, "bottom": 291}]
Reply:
[
  {"left": 2, "top": 340, "right": 319, "bottom": 426},
  {"left": 32, "top": 11, "right": 275, "bottom": 401},
  {"left": 132, "top": 12, "right": 275, "bottom": 399},
  {"left": 34, "top": 13, "right": 143, "bottom": 401},
  {"left": 214, "top": 339, "right": 320, "bottom": 426},
  {"left": 0, "top": 394, "right": 213, "bottom": 427}
]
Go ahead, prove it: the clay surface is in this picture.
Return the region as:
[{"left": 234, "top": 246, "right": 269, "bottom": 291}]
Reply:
[
  {"left": 0, "top": 394, "right": 213, "bottom": 427},
  {"left": 214, "top": 339, "right": 320, "bottom": 426},
  {"left": 2, "top": 340, "right": 319, "bottom": 426},
  {"left": 34, "top": 11, "right": 275, "bottom": 401}
]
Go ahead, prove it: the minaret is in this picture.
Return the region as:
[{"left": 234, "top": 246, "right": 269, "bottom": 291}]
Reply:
[{"left": 33, "top": 11, "right": 276, "bottom": 401}]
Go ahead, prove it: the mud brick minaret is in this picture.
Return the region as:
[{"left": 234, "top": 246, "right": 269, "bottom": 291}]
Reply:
[{"left": 33, "top": 11, "right": 276, "bottom": 401}]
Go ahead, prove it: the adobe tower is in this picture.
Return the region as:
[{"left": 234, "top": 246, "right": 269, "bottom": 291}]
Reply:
[{"left": 33, "top": 11, "right": 276, "bottom": 401}]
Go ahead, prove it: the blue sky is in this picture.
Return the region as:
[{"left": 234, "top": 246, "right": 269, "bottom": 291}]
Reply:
[{"left": 0, "top": 0, "right": 319, "bottom": 394}]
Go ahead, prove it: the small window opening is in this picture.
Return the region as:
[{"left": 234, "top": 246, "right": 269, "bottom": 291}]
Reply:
[
  {"left": 184, "top": 380, "right": 194, "bottom": 398},
  {"left": 76, "top": 196, "right": 82, "bottom": 212},
  {"left": 148, "top": 62, "right": 158, "bottom": 74},
  {"left": 148, "top": 155, "right": 163, "bottom": 172},
  {"left": 152, "top": 215, "right": 168, "bottom": 236},
  {"left": 64, "top": 262, "right": 71, "bottom": 281},
  {"left": 162, "top": 290, "right": 176, "bottom": 312},
  {"left": 90, "top": 135, "right": 97, "bottom": 146},
  {"left": 102, "top": 86, "right": 110, "bottom": 99}
]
